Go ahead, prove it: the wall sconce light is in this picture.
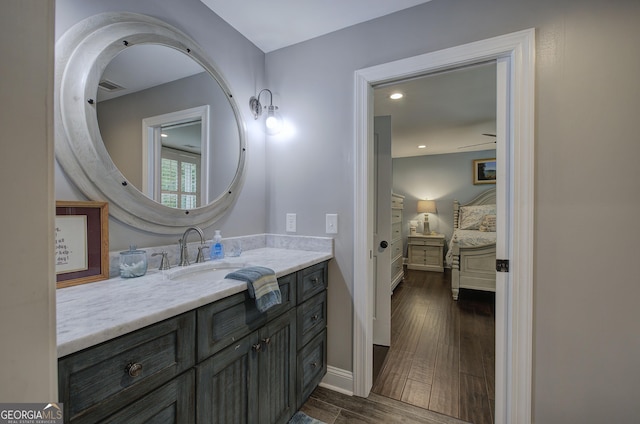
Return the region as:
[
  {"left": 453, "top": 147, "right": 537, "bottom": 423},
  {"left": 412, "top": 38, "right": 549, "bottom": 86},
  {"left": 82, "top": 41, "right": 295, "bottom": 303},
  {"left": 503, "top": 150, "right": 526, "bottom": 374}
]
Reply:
[
  {"left": 417, "top": 200, "right": 437, "bottom": 235},
  {"left": 249, "top": 88, "right": 283, "bottom": 135}
]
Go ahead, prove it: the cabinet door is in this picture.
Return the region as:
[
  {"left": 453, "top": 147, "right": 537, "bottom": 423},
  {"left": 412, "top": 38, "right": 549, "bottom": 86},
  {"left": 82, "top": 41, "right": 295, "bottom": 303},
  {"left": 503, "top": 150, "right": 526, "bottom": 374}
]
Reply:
[
  {"left": 101, "top": 370, "right": 195, "bottom": 424},
  {"left": 196, "top": 331, "right": 260, "bottom": 424},
  {"left": 258, "top": 309, "right": 297, "bottom": 424}
]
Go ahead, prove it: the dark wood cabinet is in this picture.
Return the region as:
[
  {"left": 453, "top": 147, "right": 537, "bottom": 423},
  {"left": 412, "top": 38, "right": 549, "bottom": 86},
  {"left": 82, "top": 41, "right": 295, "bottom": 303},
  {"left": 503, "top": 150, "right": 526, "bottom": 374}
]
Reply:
[
  {"left": 197, "top": 309, "right": 296, "bottom": 424},
  {"left": 58, "top": 261, "right": 327, "bottom": 424},
  {"left": 295, "top": 263, "right": 328, "bottom": 409}
]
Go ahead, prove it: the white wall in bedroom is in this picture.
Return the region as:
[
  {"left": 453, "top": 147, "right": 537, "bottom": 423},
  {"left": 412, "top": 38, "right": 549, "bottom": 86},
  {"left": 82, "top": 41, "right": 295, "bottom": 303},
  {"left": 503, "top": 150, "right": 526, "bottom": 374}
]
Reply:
[{"left": 392, "top": 149, "right": 495, "bottom": 255}]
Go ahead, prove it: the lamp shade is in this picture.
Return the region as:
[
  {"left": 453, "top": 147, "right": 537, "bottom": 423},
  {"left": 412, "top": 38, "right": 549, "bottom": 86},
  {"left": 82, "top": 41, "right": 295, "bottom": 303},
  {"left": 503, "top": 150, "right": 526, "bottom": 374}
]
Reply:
[{"left": 417, "top": 200, "right": 437, "bottom": 214}]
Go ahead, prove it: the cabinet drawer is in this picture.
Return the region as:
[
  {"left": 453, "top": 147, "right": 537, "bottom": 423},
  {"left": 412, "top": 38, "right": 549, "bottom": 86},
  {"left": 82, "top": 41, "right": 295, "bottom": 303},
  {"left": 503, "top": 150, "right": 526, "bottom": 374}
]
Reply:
[
  {"left": 409, "top": 238, "right": 426, "bottom": 245},
  {"left": 297, "top": 261, "right": 328, "bottom": 303},
  {"left": 412, "top": 248, "right": 440, "bottom": 261},
  {"left": 197, "top": 274, "right": 295, "bottom": 361},
  {"left": 422, "top": 247, "right": 441, "bottom": 258},
  {"left": 409, "top": 238, "right": 444, "bottom": 247},
  {"left": 392, "top": 256, "right": 404, "bottom": 277},
  {"left": 297, "top": 329, "right": 327, "bottom": 408},
  {"left": 391, "top": 196, "right": 404, "bottom": 209},
  {"left": 297, "top": 291, "right": 327, "bottom": 347},
  {"left": 390, "top": 240, "right": 402, "bottom": 259},
  {"left": 391, "top": 209, "right": 403, "bottom": 224},
  {"left": 391, "top": 222, "right": 402, "bottom": 241},
  {"left": 100, "top": 370, "right": 195, "bottom": 424},
  {"left": 58, "top": 313, "right": 195, "bottom": 423}
]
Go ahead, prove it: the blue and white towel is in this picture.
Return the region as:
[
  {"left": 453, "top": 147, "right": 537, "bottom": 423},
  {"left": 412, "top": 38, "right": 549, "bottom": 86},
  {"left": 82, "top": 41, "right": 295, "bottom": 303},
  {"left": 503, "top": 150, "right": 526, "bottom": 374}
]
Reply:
[{"left": 225, "top": 266, "right": 281, "bottom": 312}]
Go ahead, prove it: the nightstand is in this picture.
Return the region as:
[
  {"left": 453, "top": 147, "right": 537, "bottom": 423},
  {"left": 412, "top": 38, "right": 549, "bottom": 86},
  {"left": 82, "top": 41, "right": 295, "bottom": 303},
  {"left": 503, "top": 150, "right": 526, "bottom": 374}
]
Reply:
[{"left": 407, "top": 233, "right": 445, "bottom": 272}]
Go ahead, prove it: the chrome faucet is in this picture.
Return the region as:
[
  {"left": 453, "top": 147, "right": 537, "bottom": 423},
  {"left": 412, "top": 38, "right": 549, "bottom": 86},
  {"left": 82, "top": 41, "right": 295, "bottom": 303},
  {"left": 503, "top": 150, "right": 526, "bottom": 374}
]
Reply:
[{"left": 178, "top": 226, "right": 205, "bottom": 266}]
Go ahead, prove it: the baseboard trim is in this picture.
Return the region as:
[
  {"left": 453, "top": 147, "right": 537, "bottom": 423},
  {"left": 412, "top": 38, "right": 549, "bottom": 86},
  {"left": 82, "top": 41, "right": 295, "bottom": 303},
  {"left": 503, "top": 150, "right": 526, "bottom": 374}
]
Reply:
[{"left": 320, "top": 365, "right": 354, "bottom": 396}]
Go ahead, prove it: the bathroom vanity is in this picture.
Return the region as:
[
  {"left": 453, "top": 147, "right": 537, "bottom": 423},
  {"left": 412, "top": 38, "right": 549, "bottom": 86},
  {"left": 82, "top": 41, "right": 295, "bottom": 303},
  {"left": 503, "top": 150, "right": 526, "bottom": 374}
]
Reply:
[{"left": 57, "top": 244, "right": 330, "bottom": 424}]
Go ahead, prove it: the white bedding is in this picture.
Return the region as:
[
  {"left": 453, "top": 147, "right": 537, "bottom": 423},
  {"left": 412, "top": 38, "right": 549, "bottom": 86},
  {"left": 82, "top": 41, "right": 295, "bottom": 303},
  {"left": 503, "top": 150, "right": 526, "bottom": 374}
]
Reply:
[{"left": 445, "top": 229, "right": 497, "bottom": 266}]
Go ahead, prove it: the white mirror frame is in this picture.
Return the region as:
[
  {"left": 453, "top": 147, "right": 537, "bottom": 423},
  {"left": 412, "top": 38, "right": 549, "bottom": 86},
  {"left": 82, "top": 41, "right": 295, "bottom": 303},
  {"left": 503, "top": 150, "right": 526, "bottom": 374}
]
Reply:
[{"left": 54, "top": 12, "right": 247, "bottom": 234}]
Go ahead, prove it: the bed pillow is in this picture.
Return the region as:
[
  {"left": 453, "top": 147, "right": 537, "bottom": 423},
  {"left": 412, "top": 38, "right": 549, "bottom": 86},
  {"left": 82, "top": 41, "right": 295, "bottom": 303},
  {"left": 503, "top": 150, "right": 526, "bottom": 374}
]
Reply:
[
  {"left": 479, "top": 214, "right": 497, "bottom": 232},
  {"left": 458, "top": 205, "right": 496, "bottom": 230}
]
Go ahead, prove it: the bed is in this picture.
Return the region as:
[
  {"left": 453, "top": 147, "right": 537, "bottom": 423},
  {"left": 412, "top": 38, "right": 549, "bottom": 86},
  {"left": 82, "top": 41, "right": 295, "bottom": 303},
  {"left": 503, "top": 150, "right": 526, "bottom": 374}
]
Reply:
[{"left": 446, "top": 188, "right": 496, "bottom": 300}]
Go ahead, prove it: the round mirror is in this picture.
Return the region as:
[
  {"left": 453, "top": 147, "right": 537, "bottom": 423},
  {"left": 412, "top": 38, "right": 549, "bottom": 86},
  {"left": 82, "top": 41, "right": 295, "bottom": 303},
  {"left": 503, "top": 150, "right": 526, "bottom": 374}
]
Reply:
[
  {"left": 55, "top": 12, "right": 246, "bottom": 234},
  {"left": 97, "top": 44, "right": 240, "bottom": 209}
]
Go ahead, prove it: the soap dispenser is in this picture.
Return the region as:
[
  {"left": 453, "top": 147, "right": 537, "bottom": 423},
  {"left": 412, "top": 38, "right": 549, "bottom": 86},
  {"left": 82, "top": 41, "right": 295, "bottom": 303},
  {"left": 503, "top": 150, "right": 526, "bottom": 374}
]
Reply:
[{"left": 210, "top": 230, "right": 225, "bottom": 260}]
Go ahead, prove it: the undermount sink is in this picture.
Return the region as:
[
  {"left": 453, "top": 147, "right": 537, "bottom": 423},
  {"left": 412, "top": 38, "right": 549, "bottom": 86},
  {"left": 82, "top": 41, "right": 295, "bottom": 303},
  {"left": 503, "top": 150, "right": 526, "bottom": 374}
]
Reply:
[{"left": 166, "top": 261, "right": 246, "bottom": 282}]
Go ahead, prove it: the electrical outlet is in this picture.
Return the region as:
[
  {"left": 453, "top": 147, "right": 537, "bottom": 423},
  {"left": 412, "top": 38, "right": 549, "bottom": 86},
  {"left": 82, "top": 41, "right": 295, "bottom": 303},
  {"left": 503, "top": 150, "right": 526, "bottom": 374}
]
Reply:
[
  {"left": 326, "top": 214, "right": 338, "bottom": 234},
  {"left": 286, "top": 213, "right": 296, "bottom": 232}
]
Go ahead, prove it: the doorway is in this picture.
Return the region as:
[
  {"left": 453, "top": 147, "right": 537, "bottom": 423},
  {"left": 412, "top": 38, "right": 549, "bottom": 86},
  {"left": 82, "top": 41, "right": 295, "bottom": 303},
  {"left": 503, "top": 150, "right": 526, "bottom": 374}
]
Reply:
[
  {"left": 352, "top": 29, "right": 535, "bottom": 424},
  {"left": 371, "top": 62, "right": 498, "bottom": 423}
]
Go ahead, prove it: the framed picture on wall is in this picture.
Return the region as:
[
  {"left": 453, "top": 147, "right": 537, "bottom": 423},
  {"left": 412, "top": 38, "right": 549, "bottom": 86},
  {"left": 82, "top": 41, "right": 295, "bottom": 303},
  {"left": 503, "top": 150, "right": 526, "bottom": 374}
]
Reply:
[
  {"left": 55, "top": 201, "right": 109, "bottom": 288},
  {"left": 473, "top": 158, "right": 497, "bottom": 184}
]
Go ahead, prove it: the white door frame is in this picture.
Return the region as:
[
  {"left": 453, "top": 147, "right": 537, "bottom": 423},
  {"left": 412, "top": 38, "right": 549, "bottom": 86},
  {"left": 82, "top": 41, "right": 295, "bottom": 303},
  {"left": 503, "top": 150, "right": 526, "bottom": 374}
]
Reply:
[{"left": 353, "top": 29, "right": 535, "bottom": 424}]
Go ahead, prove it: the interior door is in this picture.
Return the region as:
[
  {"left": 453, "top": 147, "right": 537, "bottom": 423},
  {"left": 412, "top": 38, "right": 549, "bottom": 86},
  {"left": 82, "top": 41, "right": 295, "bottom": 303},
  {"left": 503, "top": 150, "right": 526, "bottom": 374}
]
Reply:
[{"left": 373, "top": 115, "right": 392, "bottom": 346}]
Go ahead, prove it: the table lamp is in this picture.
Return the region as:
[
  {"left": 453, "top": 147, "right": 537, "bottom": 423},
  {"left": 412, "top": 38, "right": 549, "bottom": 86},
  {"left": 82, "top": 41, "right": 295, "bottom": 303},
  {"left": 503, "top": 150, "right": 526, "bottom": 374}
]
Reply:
[{"left": 417, "top": 200, "right": 437, "bottom": 235}]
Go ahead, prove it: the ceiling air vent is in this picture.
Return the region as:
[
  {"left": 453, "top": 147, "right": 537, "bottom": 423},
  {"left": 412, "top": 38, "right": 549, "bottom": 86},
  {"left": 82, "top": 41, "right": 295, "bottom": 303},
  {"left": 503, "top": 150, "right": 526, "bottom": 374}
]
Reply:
[{"left": 98, "top": 79, "right": 124, "bottom": 92}]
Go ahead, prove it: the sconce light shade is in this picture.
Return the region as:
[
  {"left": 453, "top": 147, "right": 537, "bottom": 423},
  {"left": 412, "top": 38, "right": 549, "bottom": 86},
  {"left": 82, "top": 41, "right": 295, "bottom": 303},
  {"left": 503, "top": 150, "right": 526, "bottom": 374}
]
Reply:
[
  {"left": 249, "top": 88, "right": 283, "bottom": 135},
  {"left": 417, "top": 200, "right": 437, "bottom": 214},
  {"left": 264, "top": 104, "right": 282, "bottom": 135}
]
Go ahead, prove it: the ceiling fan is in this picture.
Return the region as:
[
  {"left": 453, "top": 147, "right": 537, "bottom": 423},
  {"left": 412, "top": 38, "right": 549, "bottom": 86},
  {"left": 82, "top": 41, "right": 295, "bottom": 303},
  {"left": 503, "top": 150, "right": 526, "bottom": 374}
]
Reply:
[{"left": 457, "top": 133, "right": 496, "bottom": 149}]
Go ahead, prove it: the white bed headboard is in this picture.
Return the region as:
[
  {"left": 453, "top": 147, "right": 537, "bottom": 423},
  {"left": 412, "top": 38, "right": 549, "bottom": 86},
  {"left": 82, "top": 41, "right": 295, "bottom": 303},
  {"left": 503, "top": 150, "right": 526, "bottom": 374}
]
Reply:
[{"left": 453, "top": 187, "right": 496, "bottom": 229}]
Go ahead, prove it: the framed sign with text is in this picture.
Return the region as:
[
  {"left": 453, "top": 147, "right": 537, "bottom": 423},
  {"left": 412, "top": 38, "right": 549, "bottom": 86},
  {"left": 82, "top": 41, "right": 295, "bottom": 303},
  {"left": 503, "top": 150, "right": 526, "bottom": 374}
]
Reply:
[{"left": 55, "top": 201, "right": 109, "bottom": 288}]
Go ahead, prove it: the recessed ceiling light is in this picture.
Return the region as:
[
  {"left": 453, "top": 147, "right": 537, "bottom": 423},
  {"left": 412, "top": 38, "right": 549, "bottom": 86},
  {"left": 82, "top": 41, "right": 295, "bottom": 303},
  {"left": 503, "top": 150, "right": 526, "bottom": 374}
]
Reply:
[
  {"left": 389, "top": 92, "right": 404, "bottom": 100},
  {"left": 418, "top": 145, "right": 426, "bottom": 149},
  {"left": 161, "top": 133, "right": 168, "bottom": 138}
]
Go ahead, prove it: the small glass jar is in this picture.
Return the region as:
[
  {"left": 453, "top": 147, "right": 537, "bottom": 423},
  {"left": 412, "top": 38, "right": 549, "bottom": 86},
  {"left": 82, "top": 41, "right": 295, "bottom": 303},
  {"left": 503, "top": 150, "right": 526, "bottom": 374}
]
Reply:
[{"left": 119, "top": 246, "right": 148, "bottom": 278}]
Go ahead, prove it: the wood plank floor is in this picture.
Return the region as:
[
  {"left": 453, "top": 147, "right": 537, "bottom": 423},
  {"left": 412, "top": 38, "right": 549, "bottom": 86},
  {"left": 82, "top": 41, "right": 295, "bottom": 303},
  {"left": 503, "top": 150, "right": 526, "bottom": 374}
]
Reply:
[
  {"left": 300, "top": 386, "right": 470, "bottom": 424},
  {"left": 371, "top": 269, "right": 495, "bottom": 424}
]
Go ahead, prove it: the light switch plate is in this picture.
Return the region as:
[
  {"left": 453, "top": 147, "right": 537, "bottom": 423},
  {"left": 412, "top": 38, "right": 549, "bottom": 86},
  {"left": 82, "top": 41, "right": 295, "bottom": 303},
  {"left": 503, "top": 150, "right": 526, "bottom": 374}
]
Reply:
[
  {"left": 286, "top": 213, "right": 296, "bottom": 232},
  {"left": 326, "top": 213, "right": 338, "bottom": 234}
]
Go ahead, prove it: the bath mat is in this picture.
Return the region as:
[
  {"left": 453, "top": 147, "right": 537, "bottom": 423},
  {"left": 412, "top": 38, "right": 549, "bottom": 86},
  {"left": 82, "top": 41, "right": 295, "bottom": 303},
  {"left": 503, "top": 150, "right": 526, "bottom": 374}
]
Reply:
[{"left": 288, "top": 411, "right": 326, "bottom": 424}]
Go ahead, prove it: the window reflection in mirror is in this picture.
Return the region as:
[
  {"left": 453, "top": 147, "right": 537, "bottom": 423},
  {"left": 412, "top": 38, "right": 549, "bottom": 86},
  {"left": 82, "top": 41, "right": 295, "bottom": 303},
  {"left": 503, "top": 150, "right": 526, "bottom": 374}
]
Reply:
[
  {"left": 96, "top": 44, "right": 240, "bottom": 209},
  {"left": 160, "top": 120, "right": 202, "bottom": 208}
]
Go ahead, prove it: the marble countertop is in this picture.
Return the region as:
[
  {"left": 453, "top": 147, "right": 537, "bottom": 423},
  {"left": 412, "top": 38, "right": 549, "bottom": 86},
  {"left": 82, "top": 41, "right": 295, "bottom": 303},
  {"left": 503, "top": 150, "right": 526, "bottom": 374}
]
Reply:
[{"left": 57, "top": 246, "right": 332, "bottom": 358}]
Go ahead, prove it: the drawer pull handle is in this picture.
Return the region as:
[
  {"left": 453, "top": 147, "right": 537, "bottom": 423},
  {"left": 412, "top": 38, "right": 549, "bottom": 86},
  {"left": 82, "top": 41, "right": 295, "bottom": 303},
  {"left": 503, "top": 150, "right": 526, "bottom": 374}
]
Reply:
[
  {"left": 311, "top": 314, "right": 320, "bottom": 321},
  {"left": 252, "top": 343, "right": 262, "bottom": 352},
  {"left": 310, "top": 277, "right": 320, "bottom": 285},
  {"left": 311, "top": 361, "right": 318, "bottom": 368},
  {"left": 126, "top": 362, "right": 143, "bottom": 378},
  {"left": 262, "top": 337, "right": 271, "bottom": 345}
]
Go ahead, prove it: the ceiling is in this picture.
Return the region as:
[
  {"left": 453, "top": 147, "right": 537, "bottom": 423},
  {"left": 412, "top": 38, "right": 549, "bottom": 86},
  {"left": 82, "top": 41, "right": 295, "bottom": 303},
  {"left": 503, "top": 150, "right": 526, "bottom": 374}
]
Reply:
[
  {"left": 374, "top": 62, "right": 497, "bottom": 158},
  {"left": 199, "top": 0, "right": 434, "bottom": 53}
]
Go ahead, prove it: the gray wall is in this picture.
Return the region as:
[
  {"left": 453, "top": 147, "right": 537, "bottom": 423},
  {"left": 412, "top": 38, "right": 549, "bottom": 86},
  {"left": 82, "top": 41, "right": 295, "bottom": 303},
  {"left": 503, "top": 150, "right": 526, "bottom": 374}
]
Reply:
[
  {"left": 266, "top": 0, "right": 640, "bottom": 422},
  {"left": 55, "top": 0, "right": 267, "bottom": 250},
  {"left": 393, "top": 150, "right": 496, "bottom": 256},
  {"left": 0, "top": 0, "right": 57, "bottom": 401}
]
